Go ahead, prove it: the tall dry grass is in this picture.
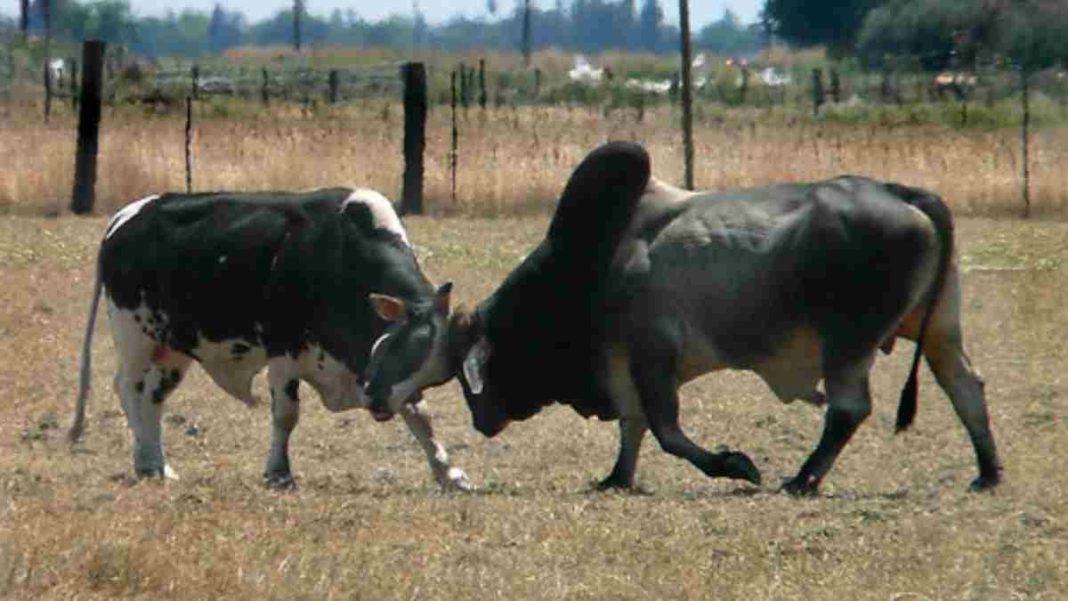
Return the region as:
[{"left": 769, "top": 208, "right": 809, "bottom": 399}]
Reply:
[{"left": 2, "top": 101, "right": 1066, "bottom": 217}]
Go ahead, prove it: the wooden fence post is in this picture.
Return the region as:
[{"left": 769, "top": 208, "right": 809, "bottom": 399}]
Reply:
[
  {"left": 678, "top": 0, "right": 695, "bottom": 190},
  {"left": 261, "top": 67, "right": 270, "bottom": 106},
  {"left": 328, "top": 69, "right": 340, "bottom": 104},
  {"left": 739, "top": 64, "right": 749, "bottom": 104},
  {"left": 459, "top": 62, "right": 470, "bottom": 111},
  {"left": 43, "top": 59, "right": 52, "bottom": 123},
  {"left": 812, "top": 68, "right": 824, "bottom": 116},
  {"left": 479, "top": 58, "right": 487, "bottom": 110},
  {"left": 185, "top": 95, "right": 194, "bottom": 193},
  {"left": 1020, "top": 68, "right": 1031, "bottom": 218},
  {"left": 401, "top": 62, "right": 427, "bottom": 215},
  {"left": 69, "top": 57, "right": 78, "bottom": 110},
  {"left": 450, "top": 70, "right": 459, "bottom": 204},
  {"left": 190, "top": 65, "right": 200, "bottom": 100},
  {"left": 71, "top": 40, "right": 105, "bottom": 215}
]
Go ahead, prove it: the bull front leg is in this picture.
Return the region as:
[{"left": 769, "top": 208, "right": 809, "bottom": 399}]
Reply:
[{"left": 629, "top": 315, "right": 761, "bottom": 486}]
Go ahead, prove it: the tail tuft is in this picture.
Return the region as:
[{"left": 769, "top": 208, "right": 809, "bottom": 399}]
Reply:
[{"left": 895, "top": 372, "right": 918, "bottom": 432}]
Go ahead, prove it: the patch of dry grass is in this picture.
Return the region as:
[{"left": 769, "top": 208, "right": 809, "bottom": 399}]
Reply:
[
  {"left": 0, "top": 214, "right": 1066, "bottom": 600},
  {"left": 2, "top": 102, "right": 1066, "bottom": 218}
]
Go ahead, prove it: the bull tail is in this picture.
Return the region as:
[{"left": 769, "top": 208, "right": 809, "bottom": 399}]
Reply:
[
  {"left": 69, "top": 257, "right": 104, "bottom": 443},
  {"left": 887, "top": 183, "right": 954, "bottom": 433}
]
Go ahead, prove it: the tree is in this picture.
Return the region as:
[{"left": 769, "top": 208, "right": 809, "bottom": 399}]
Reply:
[
  {"left": 857, "top": 0, "right": 1068, "bottom": 71},
  {"left": 638, "top": 0, "right": 663, "bottom": 52},
  {"left": 208, "top": 4, "right": 244, "bottom": 54},
  {"left": 765, "top": 0, "right": 884, "bottom": 56},
  {"left": 696, "top": 8, "right": 762, "bottom": 55}
]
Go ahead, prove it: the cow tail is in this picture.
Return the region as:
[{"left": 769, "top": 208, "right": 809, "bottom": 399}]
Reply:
[
  {"left": 70, "top": 257, "right": 104, "bottom": 443},
  {"left": 891, "top": 184, "right": 954, "bottom": 433}
]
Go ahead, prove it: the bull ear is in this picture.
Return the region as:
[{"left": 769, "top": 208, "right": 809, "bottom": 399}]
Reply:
[
  {"left": 369, "top": 293, "right": 407, "bottom": 322},
  {"left": 462, "top": 337, "right": 491, "bottom": 395},
  {"left": 433, "top": 282, "right": 453, "bottom": 316}
]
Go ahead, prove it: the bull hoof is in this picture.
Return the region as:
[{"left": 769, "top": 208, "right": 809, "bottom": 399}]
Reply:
[
  {"left": 782, "top": 476, "right": 819, "bottom": 497},
  {"left": 723, "top": 451, "right": 762, "bottom": 485},
  {"left": 969, "top": 473, "right": 1000, "bottom": 492},
  {"left": 264, "top": 472, "right": 298, "bottom": 492},
  {"left": 439, "top": 467, "right": 475, "bottom": 492},
  {"left": 595, "top": 472, "right": 635, "bottom": 491}
]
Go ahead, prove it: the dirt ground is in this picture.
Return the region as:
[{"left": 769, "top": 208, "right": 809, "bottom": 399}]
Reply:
[{"left": 0, "top": 213, "right": 1065, "bottom": 600}]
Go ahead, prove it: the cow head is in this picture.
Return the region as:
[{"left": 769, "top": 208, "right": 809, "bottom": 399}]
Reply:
[
  {"left": 363, "top": 283, "right": 454, "bottom": 419},
  {"left": 364, "top": 289, "right": 512, "bottom": 436}
]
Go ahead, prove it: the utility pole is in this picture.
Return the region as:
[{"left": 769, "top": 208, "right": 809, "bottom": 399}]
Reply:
[
  {"left": 678, "top": 0, "right": 694, "bottom": 190},
  {"left": 521, "top": 0, "right": 532, "bottom": 67},
  {"left": 293, "top": 0, "right": 304, "bottom": 52}
]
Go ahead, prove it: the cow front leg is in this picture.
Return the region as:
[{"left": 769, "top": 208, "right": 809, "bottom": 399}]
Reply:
[
  {"left": 596, "top": 417, "right": 647, "bottom": 490},
  {"left": 264, "top": 364, "right": 301, "bottom": 491},
  {"left": 629, "top": 318, "right": 761, "bottom": 486},
  {"left": 400, "top": 401, "right": 473, "bottom": 491},
  {"left": 784, "top": 363, "right": 872, "bottom": 496}
]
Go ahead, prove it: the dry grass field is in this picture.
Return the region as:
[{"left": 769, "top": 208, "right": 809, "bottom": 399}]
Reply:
[
  {"left": 1, "top": 101, "right": 1066, "bottom": 218},
  {"left": 0, "top": 210, "right": 1066, "bottom": 600}
]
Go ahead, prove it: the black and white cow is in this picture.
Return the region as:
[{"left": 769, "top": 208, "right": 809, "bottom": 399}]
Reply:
[
  {"left": 363, "top": 142, "right": 1000, "bottom": 495},
  {"left": 70, "top": 188, "right": 471, "bottom": 491}
]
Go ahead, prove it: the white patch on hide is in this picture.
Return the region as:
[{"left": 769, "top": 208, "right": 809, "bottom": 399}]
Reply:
[
  {"left": 105, "top": 195, "right": 159, "bottom": 239},
  {"left": 340, "top": 189, "right": 411, "bottom": 247}
]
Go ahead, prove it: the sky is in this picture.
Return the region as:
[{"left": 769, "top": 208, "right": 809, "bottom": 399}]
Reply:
[{"left": 6, "top": 1, "right": 763, "bottom": 28}]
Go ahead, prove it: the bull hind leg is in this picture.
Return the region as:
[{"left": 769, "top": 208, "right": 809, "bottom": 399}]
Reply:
[
  {"left": 784, "top": 355, "right": 874, "bottom": 496},
  {"left": 629, "top": 317, "right": 761, "bottom": 486},
  {"left": 920, "top": 293, "right": 1000, "bottom": 490},
  {"left": 264, "top": 360, "right": 301, "bottom": 490},
  {"left": 903, "top": 268, "right": 999, "bottom": 490}
]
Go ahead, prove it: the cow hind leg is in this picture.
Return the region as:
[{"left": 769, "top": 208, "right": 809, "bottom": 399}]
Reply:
[
  {"left": 924, "top": 337, "right": 1000, "bottom": 490},
  {"left": 629, "top": 318, "right": 761, "bottom": 486},
  {"left": 784, "top": 356, "right": 873, "bottom": 496},
  {"left": 264, "top": 361, "right": 301, "bottom": 491},
  {"left": 596, "top": 417, "right": 647, "bottom": 490},
  {"left": 400, "top": 401, "right": 473, "bottom": 491},
  {"left": 132, "top": 350, "right": 191, "bottom": 479}
]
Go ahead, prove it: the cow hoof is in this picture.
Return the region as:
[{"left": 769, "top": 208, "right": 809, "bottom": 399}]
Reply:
[
  {"left": 968, "top": 474, "right": 1000, "bottom": 492},
  {"left": 440, "top": 467, "right": 475, "bottom": 492},
  {"left": 135, "top": 465, "right": 177, "bottom": 481},
  {"left": 265, "top": 472, "right": 298, "bottom": 492},
  {"left": 723, "top": 451, "right": 762, "bottom": 485},
  {"left": 782, "top": 476, "right": 819, "bottom": 497}
]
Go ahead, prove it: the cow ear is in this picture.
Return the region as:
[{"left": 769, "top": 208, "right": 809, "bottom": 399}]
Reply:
[
  {"left": 369, "top": 293, "right": 408, "bottom": 322},
  {"left": 433, "top": 282, "right": 453, "bottom": 316}
]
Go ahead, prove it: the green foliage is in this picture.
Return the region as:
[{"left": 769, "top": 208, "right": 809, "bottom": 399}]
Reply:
[
  {"left": 695, "top": 10, "right": 763, "bottom": 56},
  {"left": 765, "top": 0, "right": 884, "bottom": 57},
  {"left": 858, "top": 0, "right": 1068, "bottom": 71}
]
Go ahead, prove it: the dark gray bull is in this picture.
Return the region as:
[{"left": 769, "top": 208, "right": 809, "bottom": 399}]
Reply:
[
  {"left": 70, "top": 187, "right": 471, "bottom": 491},
  {"left": 363, "top": 142, "right": 1000, "bottom": 495}
]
